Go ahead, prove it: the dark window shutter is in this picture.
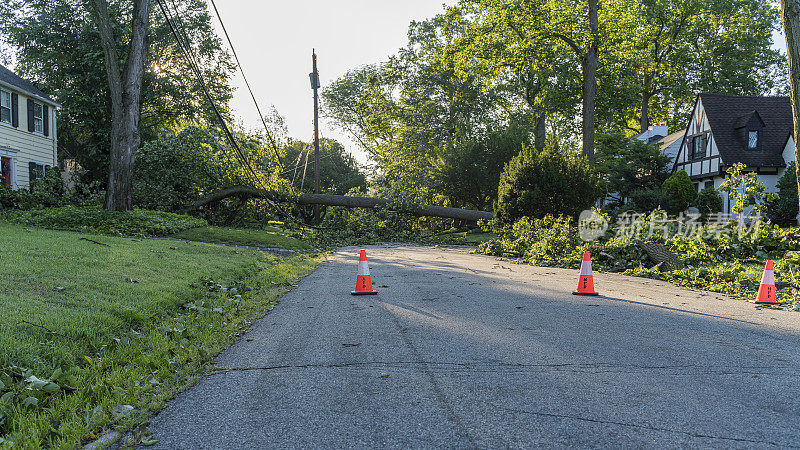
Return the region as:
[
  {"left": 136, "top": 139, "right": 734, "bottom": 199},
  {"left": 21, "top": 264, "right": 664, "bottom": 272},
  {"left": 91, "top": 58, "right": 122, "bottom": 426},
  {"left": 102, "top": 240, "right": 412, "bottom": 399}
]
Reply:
[
  {"left": 27, "top": 99, "right": 34, "bottom": 132},
  {"left": 43, "top": 105, "right": 49, "bottom": 136},
  {"left": 29, "top": 161, "right": 36, "bottom": 184},
  {"left": 11, "top": 93, "right": 18, "bottom": 128}
]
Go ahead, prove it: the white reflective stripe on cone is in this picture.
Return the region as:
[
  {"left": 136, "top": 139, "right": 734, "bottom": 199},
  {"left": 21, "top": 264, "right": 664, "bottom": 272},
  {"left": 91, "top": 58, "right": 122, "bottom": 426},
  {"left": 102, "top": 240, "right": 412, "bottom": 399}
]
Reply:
[
  {"left": 760, "top": 269, "right": 774, "bottom": 285},
  {"left": 579, "top": 260, "right": 593, "bottom": 276},
  {"left": 358, "top": 260, "right": 370, "bottom": 276}
]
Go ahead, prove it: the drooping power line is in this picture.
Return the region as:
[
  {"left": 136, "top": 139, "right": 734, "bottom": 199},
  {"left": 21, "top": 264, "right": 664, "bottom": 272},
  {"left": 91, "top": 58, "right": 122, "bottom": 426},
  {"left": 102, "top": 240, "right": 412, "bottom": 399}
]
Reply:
[{"left": 207, "top": 0, "right": 286, "bottom": 171}]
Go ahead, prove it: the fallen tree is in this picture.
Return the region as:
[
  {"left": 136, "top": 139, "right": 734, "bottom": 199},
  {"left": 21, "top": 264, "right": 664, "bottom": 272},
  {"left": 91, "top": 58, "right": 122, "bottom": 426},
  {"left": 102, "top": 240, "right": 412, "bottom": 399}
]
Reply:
[{"left": 185, "top": 186, "right": 495, "bottom": 222}]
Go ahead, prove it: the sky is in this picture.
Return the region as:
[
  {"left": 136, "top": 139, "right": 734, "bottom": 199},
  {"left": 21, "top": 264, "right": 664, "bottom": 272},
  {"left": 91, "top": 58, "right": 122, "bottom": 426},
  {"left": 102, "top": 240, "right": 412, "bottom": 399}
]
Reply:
[{"left": 209, "top": 0, "right": 455, "bottom": 166}]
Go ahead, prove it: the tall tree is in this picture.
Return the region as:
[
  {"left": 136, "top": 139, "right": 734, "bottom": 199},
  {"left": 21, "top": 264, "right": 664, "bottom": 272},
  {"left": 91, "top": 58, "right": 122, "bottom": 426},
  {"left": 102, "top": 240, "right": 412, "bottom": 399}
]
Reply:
[
  {"left": 0, "top": 0, "right": 234, "bottom": 186},
  {"left": 449, "top": 1, "right": 578, "bottom": 149},
  {"left": 324, "top": 13, "right": 512, "bottom": 207},
  {"left": 86, "top": 0, "right": 150, "bottom": 210},
  {"left": 782, "top": 0, "right": 800, "bottom": 215},
  {"left": 604, "top": 0, "right": 784, "bottom": 134}
]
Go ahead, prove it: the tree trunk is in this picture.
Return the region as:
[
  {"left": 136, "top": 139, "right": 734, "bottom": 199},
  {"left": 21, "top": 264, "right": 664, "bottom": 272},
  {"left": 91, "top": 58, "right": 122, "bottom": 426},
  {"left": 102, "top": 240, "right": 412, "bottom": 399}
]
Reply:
[
  {"left": 582, "top": 0, "right": 599, "bottom": 166},
  {"left": 782, "top": 0, "right": 800, "bottom": 221},
  {"left": 88, "top": 0, "right": 150, "bottom": 211},
  {"left": 534, "top": 112, "right": 546, "bottom": 150},
  {"left": 640, "top": 73, "right": 652, "bottom": 133},
  {"left": 186, "top": 186, "right": 495, "bottom": 222}
]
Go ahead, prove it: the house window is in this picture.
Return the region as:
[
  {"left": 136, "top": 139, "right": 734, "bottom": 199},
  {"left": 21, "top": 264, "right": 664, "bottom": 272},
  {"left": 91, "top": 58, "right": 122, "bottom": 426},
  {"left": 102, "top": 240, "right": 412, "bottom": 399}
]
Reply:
[
  {"left": 28, "top": 162, "right": 45, "bottom": 182},
  {"left": 32, "top": 102, "right": 43, "bottom": 133},
  {"left": 692, "top": 135, "right": 706, "bottom": 159},
  {"left": 748, "top": 131, "right": 759, "bottom": 150},
  {"left": 0, "top": 90, "right": 10, "bottom": 124},
  {"left": 704, "top": 181, "right": 714, "bottom": 191}
]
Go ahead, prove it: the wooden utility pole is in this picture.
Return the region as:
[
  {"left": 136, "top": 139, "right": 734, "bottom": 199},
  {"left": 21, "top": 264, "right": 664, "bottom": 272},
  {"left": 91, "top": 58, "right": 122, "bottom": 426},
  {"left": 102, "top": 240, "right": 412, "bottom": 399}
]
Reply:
[{"left": 310, "top": 50, "right": 321, "bottom": 223}]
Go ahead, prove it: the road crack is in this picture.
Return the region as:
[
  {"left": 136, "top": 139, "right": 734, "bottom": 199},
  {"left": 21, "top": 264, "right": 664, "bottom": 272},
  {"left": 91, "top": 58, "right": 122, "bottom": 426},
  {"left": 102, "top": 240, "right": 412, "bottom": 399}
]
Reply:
[{"left": 494, "top": 405, "right": 794, "bottom": 447}]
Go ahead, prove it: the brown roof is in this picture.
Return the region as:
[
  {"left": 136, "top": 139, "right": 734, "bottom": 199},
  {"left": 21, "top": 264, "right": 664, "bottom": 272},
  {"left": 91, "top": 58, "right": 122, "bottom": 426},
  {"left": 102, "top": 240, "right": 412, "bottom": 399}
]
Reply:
[
  {"left": 657, "top": 129, "right": 685, "bottom": 149},
  {"left": 699, "top": 93, "right": 792, "bottom": 168}
]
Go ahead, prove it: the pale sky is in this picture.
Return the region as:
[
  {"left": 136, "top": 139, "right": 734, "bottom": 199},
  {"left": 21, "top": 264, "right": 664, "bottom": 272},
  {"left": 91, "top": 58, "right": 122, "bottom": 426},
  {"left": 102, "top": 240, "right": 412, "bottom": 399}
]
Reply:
[{"left": 209, "top": 0, "right": 454, "bottom": 166}]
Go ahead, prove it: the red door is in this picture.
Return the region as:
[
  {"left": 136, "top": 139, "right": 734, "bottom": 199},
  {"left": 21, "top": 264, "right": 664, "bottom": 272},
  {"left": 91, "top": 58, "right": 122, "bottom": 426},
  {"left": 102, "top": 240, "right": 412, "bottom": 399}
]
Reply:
[{"left": 1, "top": 157, "right": 11, "bottom": 186}]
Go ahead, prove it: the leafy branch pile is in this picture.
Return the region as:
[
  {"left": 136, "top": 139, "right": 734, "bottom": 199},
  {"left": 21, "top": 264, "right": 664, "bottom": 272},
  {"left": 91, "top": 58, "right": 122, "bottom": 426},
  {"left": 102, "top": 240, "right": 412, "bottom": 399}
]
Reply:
[{"left": 476, "top": 213, "right": 800, "bottom": 309}]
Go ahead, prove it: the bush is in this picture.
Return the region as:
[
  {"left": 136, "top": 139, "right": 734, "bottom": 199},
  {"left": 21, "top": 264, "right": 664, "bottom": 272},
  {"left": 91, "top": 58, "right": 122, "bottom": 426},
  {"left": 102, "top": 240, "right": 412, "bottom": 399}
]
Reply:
[
  {"left": 1, "top": 206, "right": 207, "bottom": 236},
  {"left": 662, "top": 171, "right": 695, "bottom": 214},
  {"left": 495, "top": 145, "right": 600, "bottom": 223},
  {"left": 627, "top": 187, "right": 671, "bottom": 213},
  {"left": 29, "top": 168, "right": 66, "bottom": 207},
  {"left": 766, "top": 162, "right": 799, "bottom": 226},
  {"left": 695, "top": 187, "right": 723, "bottom": 220},
  {"left": 0, "top": 168, "right": 67, "bottom": 210}
]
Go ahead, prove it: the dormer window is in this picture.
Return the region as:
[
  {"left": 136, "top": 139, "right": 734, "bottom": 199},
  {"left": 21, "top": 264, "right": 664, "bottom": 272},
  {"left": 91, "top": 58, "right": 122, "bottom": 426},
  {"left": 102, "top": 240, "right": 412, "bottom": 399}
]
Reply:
[{"left": 748, "top": 130, "right": 759, "bottom": 150}]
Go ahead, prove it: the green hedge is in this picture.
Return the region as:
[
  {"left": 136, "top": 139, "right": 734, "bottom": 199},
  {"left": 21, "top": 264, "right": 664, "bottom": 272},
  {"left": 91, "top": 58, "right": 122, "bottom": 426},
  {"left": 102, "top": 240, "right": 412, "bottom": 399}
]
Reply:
[{"left": 1, "top": 206, "right": 207, "bottom": 236}]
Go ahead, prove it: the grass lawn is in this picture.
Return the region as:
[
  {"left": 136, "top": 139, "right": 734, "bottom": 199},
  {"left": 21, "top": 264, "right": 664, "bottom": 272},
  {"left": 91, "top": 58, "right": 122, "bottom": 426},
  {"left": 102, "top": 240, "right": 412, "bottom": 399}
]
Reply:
[
  {"left": 0, "top": 222, "right": 318, "bottom": 447},
  {"left": 171, "top": 226, "right": 312, "bottom": 251},
  {"left": 461, "top": 230, "right": 495, "bottom": 244}
]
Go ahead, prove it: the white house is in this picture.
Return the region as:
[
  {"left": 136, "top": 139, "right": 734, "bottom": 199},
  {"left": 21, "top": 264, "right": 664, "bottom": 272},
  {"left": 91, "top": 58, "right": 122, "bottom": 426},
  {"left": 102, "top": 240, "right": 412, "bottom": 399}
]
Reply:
[
  {"left": 0, "top": 63, "right": 60, "bottom": 189},
  {"left": 672, "top": 93, "right": 796, "bottom": 215},
  {"left": 634, "top": 124, "right": 686, "bottom": 168}
]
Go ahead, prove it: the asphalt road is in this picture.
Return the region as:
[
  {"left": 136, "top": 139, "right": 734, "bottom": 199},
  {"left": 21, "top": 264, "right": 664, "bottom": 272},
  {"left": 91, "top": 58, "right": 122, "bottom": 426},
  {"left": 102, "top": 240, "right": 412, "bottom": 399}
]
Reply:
[{"left": 147, "top": 245, "right": 800, "bottom": 448}]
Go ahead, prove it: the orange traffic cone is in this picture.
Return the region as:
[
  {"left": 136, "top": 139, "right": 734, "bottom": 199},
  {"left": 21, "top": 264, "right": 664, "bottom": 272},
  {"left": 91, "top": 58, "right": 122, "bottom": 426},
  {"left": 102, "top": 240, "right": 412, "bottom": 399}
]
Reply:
[
  {"left": 752, "top": 260, "right": 779, "bottom": 305},
  {"left": 572, "top": 251, "right": 599, "bottom": 296},
  {"left": 351, "top": 249, "right": 377, "bottom": 295}
]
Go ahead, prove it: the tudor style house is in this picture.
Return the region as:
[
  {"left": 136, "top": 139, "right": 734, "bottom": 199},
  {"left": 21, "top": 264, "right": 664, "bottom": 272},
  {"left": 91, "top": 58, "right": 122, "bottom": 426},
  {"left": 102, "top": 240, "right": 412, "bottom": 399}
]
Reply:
[
  {"left": 673, "top": 93, "right": 796, "bottom": 215},
  {"left": 0, "top": 63, "right": 59, "bottom": 189}
]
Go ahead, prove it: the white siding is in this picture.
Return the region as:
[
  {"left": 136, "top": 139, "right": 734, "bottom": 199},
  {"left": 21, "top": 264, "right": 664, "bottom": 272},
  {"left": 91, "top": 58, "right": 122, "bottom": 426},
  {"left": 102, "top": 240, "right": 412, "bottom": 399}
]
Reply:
[
  {"left": 0, "top": 89, "right": 56, "bottom": 189},
  {"left": 783, "top": 136, "right": 796, "bottom": 165}
]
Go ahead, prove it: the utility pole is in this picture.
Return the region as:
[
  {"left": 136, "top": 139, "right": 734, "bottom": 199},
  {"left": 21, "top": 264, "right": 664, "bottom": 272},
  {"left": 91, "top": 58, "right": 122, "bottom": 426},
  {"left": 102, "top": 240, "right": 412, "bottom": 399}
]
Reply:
[{"left": 310, "top": 49, "right": 321, "bottom": 223}]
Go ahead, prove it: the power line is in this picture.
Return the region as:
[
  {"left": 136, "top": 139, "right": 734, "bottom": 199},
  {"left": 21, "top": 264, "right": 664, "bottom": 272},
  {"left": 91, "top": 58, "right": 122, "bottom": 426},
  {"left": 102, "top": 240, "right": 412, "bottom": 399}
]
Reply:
[
  {"left": 157, "top": 0, "right": 260, "bottom": 188},
  {"left": 208, "top": 0, "right": 286, "bottom": 172},
  {"left": 156, "top": 0, "right": 308, "bottom": 226}
]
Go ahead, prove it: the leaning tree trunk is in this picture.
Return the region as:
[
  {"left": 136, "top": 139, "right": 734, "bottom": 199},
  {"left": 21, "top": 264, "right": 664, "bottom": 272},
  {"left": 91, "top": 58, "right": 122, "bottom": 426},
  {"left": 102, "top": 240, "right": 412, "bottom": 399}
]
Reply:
[
  {"left": 782, "top": 0, "right": 800, "bottom": 219},
  {"left": 582, "top": 0, "right": 599, "bottom": 166},
  {"left": 88, "top": 0, "right": 150, "bottom": 211},
  {"left": 186, "top": 186, "right": 495, "bottom": 222}
]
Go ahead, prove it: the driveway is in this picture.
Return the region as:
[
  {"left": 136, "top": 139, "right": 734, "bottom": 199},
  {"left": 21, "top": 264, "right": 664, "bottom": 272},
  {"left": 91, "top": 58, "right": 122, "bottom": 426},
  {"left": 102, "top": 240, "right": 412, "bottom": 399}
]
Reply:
[{"left": 147, "top": 245, "right": 800, "bottom": 448}]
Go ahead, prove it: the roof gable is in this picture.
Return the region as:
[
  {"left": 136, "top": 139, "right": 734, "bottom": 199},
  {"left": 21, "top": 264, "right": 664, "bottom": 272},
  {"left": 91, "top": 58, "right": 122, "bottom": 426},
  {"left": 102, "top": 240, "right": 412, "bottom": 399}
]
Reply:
[
  {"left": 0, "top": 63, "right": 59, "bottom": 107},
  {"left": 698, "top": 93, "right": 791, "bottom": 168}
]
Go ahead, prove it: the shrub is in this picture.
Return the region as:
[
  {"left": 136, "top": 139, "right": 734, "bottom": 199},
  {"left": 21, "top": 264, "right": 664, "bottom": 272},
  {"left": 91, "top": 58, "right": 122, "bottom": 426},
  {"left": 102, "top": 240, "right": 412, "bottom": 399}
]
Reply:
[
  {"left": 29, "top": 167, "right": 66, "bottom": 207},
  {"left": 662, "top": 171, "right": 695, "bottom": 214},
  {"left": 1, "top": 206, "right": 207, "bottom": 236},
  {"left": 695, "top": 187, "right": 723, "bottom": 220},
  {"left": 627, "top": 187, "right": 670, "bottom": 213},
  {"left": 766, "top": 162, "right": 799, "bottom": 226},
  {"left": 0, "top": 168, "right": 67, "bottom": 210},
  {"left": 495, "top": 145, "right": 600, "bottom": 223}
]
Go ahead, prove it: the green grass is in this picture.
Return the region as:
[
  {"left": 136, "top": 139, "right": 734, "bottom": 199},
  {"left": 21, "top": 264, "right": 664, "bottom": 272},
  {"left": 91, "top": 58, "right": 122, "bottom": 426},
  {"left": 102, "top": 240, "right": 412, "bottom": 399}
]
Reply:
[
  {"left": 0, "top": 222, "right": 318, "bottom": 447},
  {"left": 461, "top": 231, "right": 496, "bottom": 244},
  {"left": 171, "top": 226, "right": 312, "bottom": 251}
]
